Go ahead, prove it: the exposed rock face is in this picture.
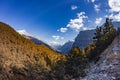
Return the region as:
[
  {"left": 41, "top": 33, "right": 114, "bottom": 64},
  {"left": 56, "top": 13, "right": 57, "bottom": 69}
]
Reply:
[
  {"left": 73, "top": 22, "right": 120, "bottom": 50},
  {"left": 81, "top": 35, "right": 120, "bottom": 80},
  {"left": 112, "top": 22, "right": 120, "bottom": 29},
  {"left": 58, "top": 40, "right": 74, "bottom": 54},
  {"left": 73, "top": 30, "right": 95, "bottom": 49}
]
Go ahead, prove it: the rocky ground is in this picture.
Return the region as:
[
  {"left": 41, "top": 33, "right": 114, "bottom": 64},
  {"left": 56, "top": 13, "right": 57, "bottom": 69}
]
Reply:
[{"left": 80, "top": 35, "right": 120, "bottom": 80}]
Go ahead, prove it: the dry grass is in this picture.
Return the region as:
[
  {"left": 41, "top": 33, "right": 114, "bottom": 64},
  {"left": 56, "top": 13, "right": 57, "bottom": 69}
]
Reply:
[{"left": 0, "top": 22, "right": 66, "bottom": 79}]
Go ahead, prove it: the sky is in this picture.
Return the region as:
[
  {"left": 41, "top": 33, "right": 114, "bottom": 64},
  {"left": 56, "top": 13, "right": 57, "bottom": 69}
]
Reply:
[{"left": 0, "top": 0, "right": 120, "bottom": 45}]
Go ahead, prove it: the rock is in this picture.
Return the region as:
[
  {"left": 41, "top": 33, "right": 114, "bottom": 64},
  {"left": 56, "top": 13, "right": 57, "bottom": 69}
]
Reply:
[{"left": 80, "top": 35, "right": 120, "bottom": 80}]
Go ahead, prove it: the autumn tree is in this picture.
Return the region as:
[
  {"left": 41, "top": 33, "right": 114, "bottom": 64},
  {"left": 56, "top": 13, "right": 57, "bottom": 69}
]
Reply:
[{"left": 64, "top": 46, "right": 87, "bottom": 79}]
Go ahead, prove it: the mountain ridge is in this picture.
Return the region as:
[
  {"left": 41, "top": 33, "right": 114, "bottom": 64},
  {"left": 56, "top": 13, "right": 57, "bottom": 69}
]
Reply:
[
  {"left": 58, "top": 40, "right": 74, "bottom": 54},
  {"left": 17, "top": 30, "right": 51, "bottom": 48},
  {"left": 73, "top": 29, "right": 95, "bottom": 49}
]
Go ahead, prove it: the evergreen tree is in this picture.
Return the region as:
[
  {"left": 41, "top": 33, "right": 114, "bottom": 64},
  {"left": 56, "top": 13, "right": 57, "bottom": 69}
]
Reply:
[
  {"left": 89, "top": 18, "right": 117, "bottom": 61},
  {"left": 93, "top": 26, "right": 102, "bottom": 42},
  {"left": 103, "top": 18, "right": 113, "bottom": 34},
  {"left": 65, "top": 46, "right": 87, "bottom": 79}
]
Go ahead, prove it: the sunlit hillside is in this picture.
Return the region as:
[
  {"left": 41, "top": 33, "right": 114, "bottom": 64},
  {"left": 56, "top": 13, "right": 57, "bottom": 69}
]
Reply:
[{"left": 0, "top": 22, "right": 65, "bottom": 80}]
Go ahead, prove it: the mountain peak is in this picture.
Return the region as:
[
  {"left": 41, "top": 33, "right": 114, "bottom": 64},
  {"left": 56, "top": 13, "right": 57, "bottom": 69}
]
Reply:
[{"left": 17, "top": 29, "right": 31, "bottom": 36}]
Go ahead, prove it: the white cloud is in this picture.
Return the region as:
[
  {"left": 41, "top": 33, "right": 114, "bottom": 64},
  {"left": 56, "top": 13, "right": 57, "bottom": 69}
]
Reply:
[
  {"left": 67, "top": 12, "right": 88, "bottom": 32},
  {"left": 104, "top": 15, "right": 109, "bottom": 18},
  {"left": 52, "top": 35, "right": 60, "bottom": 40},
  {"left": 52, "top": 35, "right": 64, "bottom": 40},
  {"left": 94, "top": 4, "right": 100, "bottom": 12},
  {"left": 49, "top": 41, "right": 62, "bottom": 46},
  {"left": 71, "top": 5, "right": 78, "bottom": 10},
  {"left": 61, "top": 37, "right": 64, "bottom": 40},
  {"left": 107, "top": 0, "right": 120, "bottom": 21},
  {"left": 108, "top": 0, "right": 120, "bottom": 12},
  {"left": 95, "top": 18, "right": 103, "bottom": 25},
  {"left": 57, "top": 27, "right": 68, "bottom": 33},
  {"left": 82, "top": 27, "right": 89, "bottom": 30},
  {"left": 87, "top": 0, "right": 90, "bottom": 2},
  {"left": 108, "top": 13, "right": 120, "bottom": 21},
  {"left": 86, "top": 0, "right": 95, "bottom": 3},
  {"left": 49, "top": 41, "right": 64, "bottom": 49},
  {"left": 91, "top": 0, "right": 95, "bottom": 3}
]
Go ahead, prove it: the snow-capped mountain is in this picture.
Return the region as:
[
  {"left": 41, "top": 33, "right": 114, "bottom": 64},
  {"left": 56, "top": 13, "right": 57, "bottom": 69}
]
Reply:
[
  {"left": 17, "top": 29, "right": 31, "bottom": 36},
  {"left": 17, "top": 30, "right": 50, "bottom": 48},
  {"left": 48, "top": 41, "right": 63, "bottom": 52}
]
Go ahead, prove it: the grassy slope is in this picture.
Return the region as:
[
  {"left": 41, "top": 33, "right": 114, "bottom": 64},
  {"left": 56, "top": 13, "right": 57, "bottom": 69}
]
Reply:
[{"left": 0, "top": 22, "right": 65, "bottom": 80}]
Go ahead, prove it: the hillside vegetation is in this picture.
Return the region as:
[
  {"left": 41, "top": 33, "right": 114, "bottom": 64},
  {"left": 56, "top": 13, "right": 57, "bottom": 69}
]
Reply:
[{"left": 0, "top": 22, "right": 65, "bottom": 80}]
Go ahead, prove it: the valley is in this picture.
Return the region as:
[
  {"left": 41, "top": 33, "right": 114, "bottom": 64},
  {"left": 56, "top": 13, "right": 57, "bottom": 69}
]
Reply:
[{"left": 0, "top": 0, "right": 120, "bottom": 80}]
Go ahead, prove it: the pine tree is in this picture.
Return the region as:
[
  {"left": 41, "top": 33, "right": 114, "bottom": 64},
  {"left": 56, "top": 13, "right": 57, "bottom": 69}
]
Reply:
[
  {"left": 103, "top": 18, "right": 113, "bottom": 34},
  {"left": 90, "top": 18, "right": 117, "bottom": 61},
  {"left": 65, "top": 46, "right": 87, "bottom": 79},
  {"left": 93, "top": 26, "right": 102, "bottom": 42}
]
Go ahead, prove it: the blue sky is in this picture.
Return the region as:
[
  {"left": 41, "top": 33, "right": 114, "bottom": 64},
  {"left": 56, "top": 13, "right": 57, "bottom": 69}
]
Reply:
[{"left": 0, "top": 0, "right": 120, "bottom": 45}]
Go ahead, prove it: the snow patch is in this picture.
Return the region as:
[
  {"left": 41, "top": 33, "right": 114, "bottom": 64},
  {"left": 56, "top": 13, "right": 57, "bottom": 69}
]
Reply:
[{"left": 17, "top": 30, "right": 31, "bottom": 36}]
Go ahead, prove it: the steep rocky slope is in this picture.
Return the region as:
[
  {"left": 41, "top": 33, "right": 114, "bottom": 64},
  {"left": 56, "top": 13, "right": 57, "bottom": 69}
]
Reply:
[
  {"left": 73, "top": 22, "right": 120, "bottom": 50},
  {"left": 80, "top": 34, "right": 120, "bottom": 80},
  {"left": 73, "top": 30, "right": 95, "bottom": 49},
  {"left": 58, "top": 40, "right": 74, "bottom": 54}
]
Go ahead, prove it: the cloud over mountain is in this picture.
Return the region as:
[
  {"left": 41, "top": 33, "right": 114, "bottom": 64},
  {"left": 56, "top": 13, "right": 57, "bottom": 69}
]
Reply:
[
  {"left": 95, "top": 17, "right": 103, "bottom": 25},
  {"left": 52, "top": 35, "right": 64, "bottom": 40},
  {"left": 67, "top": 12, "right": 88, "bottom": 32}
]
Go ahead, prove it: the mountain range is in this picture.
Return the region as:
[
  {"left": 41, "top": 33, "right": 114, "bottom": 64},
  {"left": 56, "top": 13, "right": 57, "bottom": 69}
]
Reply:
[
  {"left": 17, "top": 21, "right": 120, "bottom": 55},
  {"left": 58, "top": 40, "right": 74, "bottom": 54},
  {"left": 58, "top": 21, "right": 120, "bottom": 54}
]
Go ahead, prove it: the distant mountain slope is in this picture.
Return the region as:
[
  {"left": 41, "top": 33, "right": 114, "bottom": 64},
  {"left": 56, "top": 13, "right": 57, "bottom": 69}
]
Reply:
[
  {"left": 112, "top": 21, "right": 120, "bottom": 29},
  {"left": 0, "top": 22, "right": 65, "bottom": 80},
  {"left": 17, "top": 30, "right": 51, "bottom": 48},
  {"left": 58, "top": 40, "right": 74, "bottom": 54},
  {"left": 73, "top": 29, "right": 95, "bottom": 49},
  {"left": 73, "top": 21, "right": 120, "bottom": 50}
]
